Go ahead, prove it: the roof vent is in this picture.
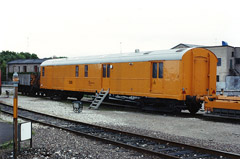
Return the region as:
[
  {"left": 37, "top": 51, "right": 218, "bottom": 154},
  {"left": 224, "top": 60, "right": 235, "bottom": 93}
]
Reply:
[
  {"left": 222, "top": 41, "right": 228, "bottom": 46},
  {"left": 143, "top": 51, "right": 151, "bottom": 55},
  {"left": 135, "top": 49, "right": 140, "bottom": 53}
]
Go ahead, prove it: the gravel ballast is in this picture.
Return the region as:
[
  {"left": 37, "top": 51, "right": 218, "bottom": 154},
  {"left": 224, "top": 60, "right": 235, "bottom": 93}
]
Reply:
[
  {"left": 0, "top": 87, "right": 240, "bottom": 158},
  {"left": 0, "top": 117, "right": 154, "bottom": 159}
]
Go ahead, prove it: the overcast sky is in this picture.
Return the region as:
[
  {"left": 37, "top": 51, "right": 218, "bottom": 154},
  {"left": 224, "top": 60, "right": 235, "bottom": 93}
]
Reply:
[{"left": 0, "top": 0, "right": 239, "bottom": 58}]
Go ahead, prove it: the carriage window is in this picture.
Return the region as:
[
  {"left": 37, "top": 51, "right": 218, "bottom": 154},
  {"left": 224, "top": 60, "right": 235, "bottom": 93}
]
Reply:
[
  {"left": 159, "top": 62, "right": 163, "bottom": 78},
  {"left": 75, "top": 66, "right": 79, "bottom": 77},
  {"left": 42, "top": 67, "right": 45, "bottom": 77},
  {"left": 152, "top": 63, "right": 157, "bottom": 78},
  {"left": 103, "top": 64, "right": 106, "bottom": 77},
  {"left": 107, "top": 64, "right": 110, "bottom": 78},
  {"left": 84, "top": 65, "right": 88, "bottom": 77}
]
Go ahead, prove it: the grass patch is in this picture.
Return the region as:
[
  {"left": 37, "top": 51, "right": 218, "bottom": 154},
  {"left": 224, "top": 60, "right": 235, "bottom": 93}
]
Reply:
[{"left": 0, "top": 141, "right": 13, "bottom": 150}]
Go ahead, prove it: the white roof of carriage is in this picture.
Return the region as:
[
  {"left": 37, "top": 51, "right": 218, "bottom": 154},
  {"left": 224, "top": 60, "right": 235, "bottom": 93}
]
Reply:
[{"left": 41, "top": 48, "right": 193, "bottom": 66}]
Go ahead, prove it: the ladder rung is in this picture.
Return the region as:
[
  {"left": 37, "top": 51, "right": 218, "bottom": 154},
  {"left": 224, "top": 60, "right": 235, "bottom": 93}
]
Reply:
[{"left": 89, "top": 88, "right": 109, "bottom": 109}]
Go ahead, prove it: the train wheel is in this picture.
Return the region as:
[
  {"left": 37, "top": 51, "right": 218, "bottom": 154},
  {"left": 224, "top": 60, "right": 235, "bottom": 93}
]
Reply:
[
  {"left": 188, "top": 107, "right": 199, "bottom": 114},
  {"left": 188, "top": 103, "right": 201, "bottom": 114}
]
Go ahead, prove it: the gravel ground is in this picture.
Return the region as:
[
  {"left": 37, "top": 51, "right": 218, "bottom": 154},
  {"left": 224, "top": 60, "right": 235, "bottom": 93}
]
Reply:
[
  {"left": 0, "top": 115, "right": 156, "bottom": 159},
  {"left": 0, "top": 87, "right": 240, "bottom": 158}
]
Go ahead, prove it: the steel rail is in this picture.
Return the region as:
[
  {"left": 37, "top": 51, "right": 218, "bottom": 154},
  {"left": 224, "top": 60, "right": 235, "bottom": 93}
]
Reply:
[
  {"left": 18, "top": 95, "right": 240, "bottom": 122},
  {"left": 80, "top": 98, "right": 240, "bottom": 122},
  {"left": 1, "top": 103, "right": 240, "bottom": 159}
]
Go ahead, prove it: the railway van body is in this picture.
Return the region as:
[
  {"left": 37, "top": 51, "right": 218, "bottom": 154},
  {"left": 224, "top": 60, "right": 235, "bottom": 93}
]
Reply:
[
  {"left": 40, "top": 48, "right": 217, "bottom": 113},
  {"left": 18, "top": 73, "right": 40, "bottom": 95}
]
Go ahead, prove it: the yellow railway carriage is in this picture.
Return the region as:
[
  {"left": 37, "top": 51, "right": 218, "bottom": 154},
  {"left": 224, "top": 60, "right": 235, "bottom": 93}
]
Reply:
[{"left": 40, "top": 48, "right": 217, "bottom": 113}]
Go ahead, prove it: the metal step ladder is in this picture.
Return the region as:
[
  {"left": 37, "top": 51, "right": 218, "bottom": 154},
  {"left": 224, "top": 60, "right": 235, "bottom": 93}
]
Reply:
[{"left": 89, "top": 89, "right": 109, "bottom": 109}]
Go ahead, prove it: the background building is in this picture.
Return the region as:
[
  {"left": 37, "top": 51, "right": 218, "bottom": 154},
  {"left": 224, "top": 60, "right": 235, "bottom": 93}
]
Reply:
[{"left": 6, "top": 59, "right": 48, "bottom": 80}]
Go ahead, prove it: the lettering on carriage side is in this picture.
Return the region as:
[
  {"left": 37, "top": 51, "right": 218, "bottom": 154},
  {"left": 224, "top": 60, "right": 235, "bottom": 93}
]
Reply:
[{"left": 88, "top": 80, "right": 95, "bottom": 86}]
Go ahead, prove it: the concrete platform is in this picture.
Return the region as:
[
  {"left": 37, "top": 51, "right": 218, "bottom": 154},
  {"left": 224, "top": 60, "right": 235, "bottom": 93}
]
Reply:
[{"left": 0, "top": 122, "right": 13, "bottom": 145}]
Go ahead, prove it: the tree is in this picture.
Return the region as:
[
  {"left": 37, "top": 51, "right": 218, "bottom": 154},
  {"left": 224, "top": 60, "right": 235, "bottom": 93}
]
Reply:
[{"left": 0, "top": 51, "right": 39, "bottom": 81}]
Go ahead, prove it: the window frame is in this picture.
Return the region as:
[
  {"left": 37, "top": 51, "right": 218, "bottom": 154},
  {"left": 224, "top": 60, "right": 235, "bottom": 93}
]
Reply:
[
  {"left": 23, "top": 66, "right": 27, "bottom": 72},
  {"left": 34, "top": 65, "right": 38, "bottom": 72},
  {"left": 152, "top": 62, "right": 157, "bottom": 78},
  {"left": 107, "top": 64, "right": 110, "bottom": 78},
  {"left": 102, "top": 64, "right": 106, "bottom": 78},
  {"left": 158, "top": 62, "right": 163, "bottom": 78},
  {"left": 42, "top": 67, "right": 45, "bottom": 77},
  {"left": 230, "top": 59, "right": 233, "bottom": 69},
  {"left": 84, "top": 65, "right": 88, "bottom": 77},
  {"left": 75, "top": 65, "right": 79, "bottom": 77},
  {"left": 235, "top": 58, "right": 240, "bottom": 64}
]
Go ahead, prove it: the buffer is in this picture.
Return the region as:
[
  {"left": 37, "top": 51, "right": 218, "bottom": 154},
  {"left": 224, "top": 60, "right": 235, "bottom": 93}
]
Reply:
[{"left": 89, "top": 89, "right": 109, "bottom": 109}]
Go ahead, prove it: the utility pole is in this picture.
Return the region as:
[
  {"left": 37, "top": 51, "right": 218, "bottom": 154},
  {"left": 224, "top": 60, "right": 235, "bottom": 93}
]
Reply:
[{"left": 13, "top": 72, "right": 19, "bottom": 159}]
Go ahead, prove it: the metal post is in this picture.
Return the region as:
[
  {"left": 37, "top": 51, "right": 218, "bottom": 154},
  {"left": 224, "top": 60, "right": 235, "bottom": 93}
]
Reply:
[
  {"left": 17, "top": 124, "right": 21, "bottom": 153},
  {"left": 30, "top": 122, "right": 32, "bottom": 148},
  {"left": 12, "top": 72, "right": 19, "bottom": 159}
]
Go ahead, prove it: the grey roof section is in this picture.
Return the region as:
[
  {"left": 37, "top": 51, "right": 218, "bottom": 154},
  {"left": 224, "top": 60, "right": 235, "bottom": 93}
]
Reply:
[
  {"left": 172, "top": 43, "right": 236, "bottom": 49},
  {"left": 41, "top": 48, "right": 193, "bottom": 66},
  {"left": 8, "top": 59, "right": 48, "bottom": 65},
  {"left": 171, "top": 43, "right": 204, "bottom": 49}
]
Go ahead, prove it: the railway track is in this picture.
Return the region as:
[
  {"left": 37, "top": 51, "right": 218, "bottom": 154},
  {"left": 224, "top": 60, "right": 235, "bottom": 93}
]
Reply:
[
  {"left": 80, "top": 98, "right": 240, "bottom": 123},
  {"left": 0, "top": 103, "right": 239, "bottom": 159}
]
